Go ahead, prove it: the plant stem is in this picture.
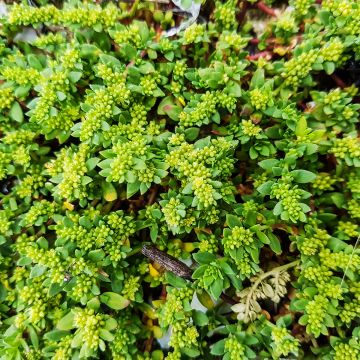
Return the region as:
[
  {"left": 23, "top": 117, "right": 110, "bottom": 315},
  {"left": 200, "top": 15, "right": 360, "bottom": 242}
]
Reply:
[
  {"left": 247, "top": 51, "right": 272, "bottom": 60},
  {"left": 120, "top": 0, "right": 140, "bottom": 19},
  {"left": 331, "top": 74, "right": 346, "bottom": 89},
  {"left": 237, "top": 0, "right": 249, "bottom": 24},
  {"left": 256, "top": 1, "right": 276, "bottom": 17},
  {"left": 147, "top": 185, "right": 159, "bottom": 205},
  {"left": 220, "top": 292, "right": 237, "bottom": 305},
  {"left": 311, "top": 337, "right": 319, "bottom": 348}
]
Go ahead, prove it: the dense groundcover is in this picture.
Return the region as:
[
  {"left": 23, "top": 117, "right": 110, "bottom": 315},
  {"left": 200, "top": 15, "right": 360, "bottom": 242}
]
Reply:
[{"left": 0, "top": 0, "right": 359, "bottom": 358}]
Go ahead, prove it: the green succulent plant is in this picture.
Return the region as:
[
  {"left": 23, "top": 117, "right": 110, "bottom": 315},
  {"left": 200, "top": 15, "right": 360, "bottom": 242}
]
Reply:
[{"left": 0, "top": 0, "right": 359, "bottom": 359}]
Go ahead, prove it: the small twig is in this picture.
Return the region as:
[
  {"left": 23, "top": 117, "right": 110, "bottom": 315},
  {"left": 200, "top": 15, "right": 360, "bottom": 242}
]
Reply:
[
  {"left": 331, "top": 74, "right": 346, "bottom": 89},
  {"left": 310, "top": 337, "right": 319, "bottom": 348},
  {"left": 111, "top": 198, "right": 122, "bottom": 211},
  {"left": 211, "top": 130, "right": 221, "bottom": 135},
  {"left": 220, "top": 293, "right": 237, "bottom": 305},
  {"left": 147, "top": 185, "right": 159, "bottom": 205},
  {"left": 144, "top": 336, "right": 154, "bottom": 352},
  {"left": 160, "top": 284, "right": 167, "bottom": 300},
  {"left": 237, "top": 0, "right": 249, "bottom": 25},
  {"left": 141, "top": 244, "right": 193, "bottom": 279},
  {"left": 141, "top": 245, "right": 237, "bottom": 305},
  {"left": 256, "top": 1, "right": 277, "bottom": 17}
]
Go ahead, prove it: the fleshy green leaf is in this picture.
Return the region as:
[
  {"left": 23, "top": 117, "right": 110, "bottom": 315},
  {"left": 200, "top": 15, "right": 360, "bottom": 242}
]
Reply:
[
  {"left": 290, "top": 170, "right": 317, "bottom": 183},
  {"left": 100, "top": 292, "right": 130, "bottom": 310}
]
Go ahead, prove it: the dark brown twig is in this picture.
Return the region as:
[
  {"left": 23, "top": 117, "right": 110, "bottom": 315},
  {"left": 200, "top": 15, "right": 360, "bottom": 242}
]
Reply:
[
  {"left": 144, "top": 336, "right": 154, "bottom": 352},
  {"left": 141, "top": 244, "right": 193, "bottom": 279},
  {"left": 147, "top": 185, "right": 159, "bottom": 205},
  {"left": 220, "top": 293, "right": 237, "bottom": 305},
  {"left": 141, "top": 245, "right": 237, "bottom": 305},
  {"left": 237, "top": 0, "right": 249, "bottom": 25}
]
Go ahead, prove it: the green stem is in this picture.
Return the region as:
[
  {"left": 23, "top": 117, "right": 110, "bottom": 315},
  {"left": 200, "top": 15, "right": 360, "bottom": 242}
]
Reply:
[
  {"left": 130, "top": 0, "right": 141, "bottom": 17},
  {"left": 311, "top": 337, "right": 319, "bottom": 348}
]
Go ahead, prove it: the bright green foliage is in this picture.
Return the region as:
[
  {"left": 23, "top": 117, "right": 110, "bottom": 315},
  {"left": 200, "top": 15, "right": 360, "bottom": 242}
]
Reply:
[
  {"left": 197, "top": 232, "right": 219, "bottom": 253},
  {"left": 0, "top": 87, "right": 14, "bottom": 111},
  {"left": 51, "top": 143, "right": 90, "bottom": 200},
  {"left": 249, "top": 87, "right": 273, "bottom": 111},
  {"left": 32, "top": 33, "right": 66, "bottom": 49},
  {"left": 158, "top": 286, "right": 199, "bottom": 358},
  {"left": 183, "top": 23, "right": 205, "bottom": 44},
  {"left": 290, "top": 0, "right": 315, "bottom": 17},
  {"left": 8, "top": 3, "right": 122, "bottom": 28},
  {"left": 333, "top": 342, "right": 360, "bottom": 360},
  {"left": 214, "top": 0, "right": 237, "bottom": 30},
  {"left": 73, "top": 308, "right": 105, "bottom": 350},
  {"left": 281, "top": 48, "right": 319, "bottom": 87},
  {"left": 303, "top": 295, "right": 331, "bottom": 337},
  {"left": 338, "top": 221, "right": 359, "bottom": 238},
  {"left": 210, "top": 324, "right": 258, "bottom": 359},
  {"left": 192, "top": 252, "right": 240, "bottom": 299},
  {"left": 22, "top": 199, "right": 56, "bottom": 226},
  {"left": 223, "top": 335, "right": 246, "bottom": 359},
  {"left": 273, "top": 11, "right": 298, "bottom": 40},
  {"left": 297, "top": 228, "right": 330, "bottom": 256},
  {"left": 271, "top": 326, "right": 299, "bottom": 358},
  {"left": 310, "top": 87, "right": 360, "bottom": 132},
  {"left": 266, "top": 173, "right": 313, "bottom": 223},
  {"left": 0, "top": 0, "right": 359, "bottom": 359},
  {"left": 312, "top": 172, "right": 337, "bottom": 192},
  {"left": 222, "top": 222, "right": 265, "bottom": 278},
  {"left": 330, "top": 137, "right": 360, "bottom": 166}
]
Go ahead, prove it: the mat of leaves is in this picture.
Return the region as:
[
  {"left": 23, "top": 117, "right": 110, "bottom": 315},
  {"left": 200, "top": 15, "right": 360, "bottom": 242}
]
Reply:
[{"left": 0, "top": 0, "right": 359, "bottom": 359}]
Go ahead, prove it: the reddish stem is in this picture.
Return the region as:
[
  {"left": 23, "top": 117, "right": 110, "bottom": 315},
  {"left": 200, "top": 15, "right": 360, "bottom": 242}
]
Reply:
[
  {"left": 125, "top": 50, "right": 146, "bottom": 71},
  {"left": 147, "top": 185, "right": 159, "bottom": 205},
  {"left": 160, "top": 285, "right": 167, "bottom": 300},
  {"left": 237, "top": 0, "right": 249, "bottom": 24},
  {"left": 331, "top": 74, "right": 346, "bottom": 89},
  {"left": 246, "top": 51, "right": 272, "bottom": 60},
  {"left": 297, "top": 101, "right": 307, "bottom": 110},
  {"left": 256, "top": 1, "right": 276, "bottom": 17},
  {"left": 211, "top": 130, "right": 221, "bottom": 135},
  {"left": 144, "top": 336, "right": 154, "bottom": 352}
]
